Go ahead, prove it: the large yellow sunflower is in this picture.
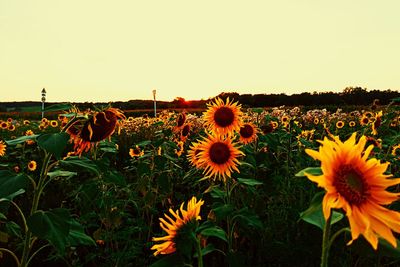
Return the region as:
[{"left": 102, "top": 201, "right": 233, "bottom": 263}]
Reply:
[
  {"left": 0, "top": 140, "right": 6, "bottom": 156},
  {"left": 305, "top": 133, "right": 400, "bottom": 249},
  {"left": 203, "top": 97, "right": 242, "bottom": 137},
  {"left": 67, "top": 108, "right": 125, "bottom": 156},
  {"left": 151, "top": 196, "right": 204, "bottom": 256},
  {"left": 239, "top": 123, "right": 258, "bottom": 144},
  {"left": 187, "top": 142, "right": 204, "bottom": 169},
  {"left": 197, "top": 134, "right": 244, "bottom": 181}
]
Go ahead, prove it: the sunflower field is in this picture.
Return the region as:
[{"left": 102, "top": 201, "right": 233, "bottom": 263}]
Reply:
[{"left": 1, "top": 99, "right": 400, "bottom": 267}]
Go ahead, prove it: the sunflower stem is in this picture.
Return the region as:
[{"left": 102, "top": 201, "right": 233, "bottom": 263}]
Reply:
[
  {"left": 196, "top": 236, "right": 203, "bottom": 267},
  {"left": 321, "top": 211, "right": 332, "bottom": 267}
]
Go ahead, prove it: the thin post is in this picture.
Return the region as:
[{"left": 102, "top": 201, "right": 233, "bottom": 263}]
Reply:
[
  {"left": 152, "top": 89, "right": 157, "bottom": 117},
  {"left": 41, "top": 88, "right": 46, "bottom": 119}
]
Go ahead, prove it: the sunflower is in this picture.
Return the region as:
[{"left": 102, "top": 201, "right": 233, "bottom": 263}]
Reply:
[
  {"left": 176, "top": 112, "right": 186, "bottom": 128},
  {"left": 180, "top": 124, "right": 191, "bottom": 141},
  {"left": 336, "top": 121, "right": 344, "bottom": 129},
  {"left": 0, "top": 141, "right": 6, "bottom": 156},
  {"left": 314, "top": 118, "right": 319, "bottom": 125},
  {"left": 187, "top": 142, "right": 204, "bottom": 169},
  {"left": 8, "top": 124, "right": 16, "bottom": 131},
  {"left": 371, "top": 111, "right": 383, "bottom": 136},
  {"left": 175, "top": 141, "right": 184, "bottom": 157},
  {"left": 349, "top": 121, "right": 356, "bottom": 127},
  {"left": 203, "top": 97, "right": 242, "bottom": 137},
  {"left": 1, "top": 122, "right": 7, "bottom": 129},
  {"left": 50, "top": 120, "right": 59, "bottom": 127},
  {"left": 23, "top": 120, "right": 30, "bottom": 125},
  {"left": 27, "top": 160, "right": 37, "bottom": 171},
  {"left": 391, "top": 144, "right": 400, "bottom": 157},
  {"left": 41, "top": 118, "right": 48, "bottom": 124},
  {"left": 7, "top": 118, "right": 12, "bottom": 123},
  {"left": 129, "top": 146, "right": 144, "bottom": 158},
  {"left": 360, "top": 115, "right": 370, "bottom": 126},
  {"left": 151, "top": 196, "right": 204, "bottom": 256},
  {"left": 281, "top": 115, "right": 290, "bottom": 124},
  {"left": 197, "top": 134, "right": 244, "bottom": 181},
  {"left": 305, "top": 133, "right": 400, "bottom": 249},
  {"left": 239, "top": 123, "right": 258, "bottom": 144},
  {"left": 67, "top": 108, "right": 126, "bottom": 156},
  {"left": 25, "top": 130, "right": 35, "bottom": 145}
]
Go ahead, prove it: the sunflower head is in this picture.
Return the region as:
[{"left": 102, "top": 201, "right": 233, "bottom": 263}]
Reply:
[
  {"left": 336, "top": 121, "right": 344, "bottom": 129},
  {"left": 129, "top": 145, "right": 144, "bottom": 158},
  {"left": 203, "top": 97, "right": 243, "bottom": 137},
  {"left": 8, "top": 125, "right": 16, "bottom": 131},
  {"left": 305, "top": 133, "right": 400, "bottom": 250},
  {"left": 50, "top": 120, "right": 58, "bottom": 128},
  {"left": 23, "top": 120, "right": 30, "bottom": 125},
  {"left": 180, "top": 124, "right": 191, "bottom": 141},
  {"left": 151, "top": 196, "right": 204, "bottom": 256},
  {"left": 239, "top": 123, "right": 258, "bottom": 144},
  {"left": 1, "top": 122, "right": 7, "bottom": 129},
  {"left": 176, "top": 112, "right": 187, "bottom": 128},
  {"left": 187, "top": 142, "right": 204, "bottom": 169},
  {"left": 28, "top": 160, "right": 37, "bottom": 171},
  {"left": 349, "top": 121, "right": 356, "bottom": 127},
  {"left": 197, "top": 134, "right": 244, "bottom": 181},
  {"left": 0, "top": 140, "right": 6, "bottom": 157},
  {"left": 67, "top": 108, "right": 125, "bottom": 156}
]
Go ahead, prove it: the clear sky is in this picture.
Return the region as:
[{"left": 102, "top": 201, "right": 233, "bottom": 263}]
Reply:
[{"left": 1, "top": 0, "right": 399, "bottom": 102}]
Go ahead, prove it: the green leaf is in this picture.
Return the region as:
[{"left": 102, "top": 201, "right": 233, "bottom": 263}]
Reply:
[
  {"left": 37, "top": 133, "right": 70, "bottom": 160},
  {"left": 213, "top": 203, "right": 234, "bottom": 220},
  {"left": 137, "top": 140, "right": 152, "bottom": 146},
  {"left": 233, "top": 208, "right": 263, "bottom": 230},
  {"left": 0, "top": 171, "right": 29, "bottom": 200},
  {"left": 5, "top": 135, "right": 38, "bottom": 146},
  {"left": 200, "top": 226, "right": 228, "bottom": 242},
  {"left": 209, "top": 187, "right": 225, "bottom": 199},
  {"left": 299, "top": 191, "right": 344, "bottom": 230},
  {"left": 5, "top": 221, "right": 22, "bottom": 239},
  {"left": 149, "top": 254, "right": 184, "bottom": 267},
  {"left": 67, "top": 220, "right": 96, "bottom": 246},
  {"left": 104, "top": 171, "right": 126, "bottom": 186},
  {"left": 237, "top": 178, "right": 263, "bottom": 186},
  {"left": 27, "top": 208, "right": 71, "bottom": 254},
  {"left": 47, "top": 170, "right": 77, "bottom": 180},
  {"left": 295, "top": 167, "right": 323, "bottom": 177},
  {"left": 0, "top": 212, "right": 7, "bottom": 220},
  {"left": 60, "top": 157, "right": 100, "bottom": 175}
]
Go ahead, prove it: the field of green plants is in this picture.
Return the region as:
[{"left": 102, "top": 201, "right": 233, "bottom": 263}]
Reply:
[{"left": 1, "top": 99, "right": 400, "bottom": 267}]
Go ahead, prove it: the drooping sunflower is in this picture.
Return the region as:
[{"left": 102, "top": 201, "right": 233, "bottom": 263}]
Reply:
[
  {"left": 336, "top": 121, "right": 344, "bottom": 129},
  {"left": 176, "top": 112, "right": 186, "bottom": 128},
  {"left": 129, "top": 146, "right": 144, "bottom": 158},
  {"left": 180, "top": 124, "right": 191, "bottom": 141},
  {"left": 0, "top": 141, "right": 6, "bottom": 156},
  {"left": 203, "top": 97, "right": 242, "bottom": 137},
  {"left": 239, "top": 123, "right": 258, "bottom": 144},
  {"left": 27, "top": 160, "right": 37, "bottom": 171},
  {"left": 371, "top": 111, "right": 383, "bottom": 136},
  {"left": 151, "top": 196, "right": 204, "bottom": 256},
  {"left": 305, "top": 133, "right": 400, "bottom": 249},
  {"left": 197, "top": 134, "right": 244, "bottom": 181},
  {"left": 67, "top": 108, "right": 126, "bottom": 156}
]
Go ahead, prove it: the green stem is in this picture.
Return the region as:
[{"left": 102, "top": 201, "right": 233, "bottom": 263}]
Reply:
[
  {"left": 328, "top": 227, "right": 350, "bottom": 249},
  {"left": 321, "top": 211, "right": 332, "bottom": 267},
  {"left": 26, "top": 244, "right": 51, "bottom": 266},
  {"left": 9, "top": 201, "right": 28, "bottom": 233},
  {"left": 196, "top": 237, "right": 203, "bottom": 267},
  {"left": 20, "top": 152, "right": 52, "bottom": 267},
  {"left": 0, "top": 248, "right": 21, "bottom": 266}
]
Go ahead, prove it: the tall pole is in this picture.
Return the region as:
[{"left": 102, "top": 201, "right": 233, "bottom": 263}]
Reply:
[
  {"left": 41, "top": 88, "right": 46, "bottom": 119},
  {"left": 152, "top": 89, "right": 157, "bottom": 117}
]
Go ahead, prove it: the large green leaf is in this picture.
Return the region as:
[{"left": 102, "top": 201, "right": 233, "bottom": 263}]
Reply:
[
  {"left": 295, "top": 167, "right": 323, "bottom": 177},
  {"left": 0, "top": 171, "right": 28, "bottom": 200},
  {"left": 103, "top": 171, "right": 127, "bottom": 186},
  {"left": 237, "top": 178, "right": 263, "bottom": 186},
  {"left": 299, "top": 191, "right": 344, "bottom": 230},
  {"left": 5, "top": 135, "right": 38, "bottom": 146},
  {"left": 47, "top": 170, "right": 77, "bottom": 180},
  {"left": 27, "top": 208, "right": 71, "bottom": 254},
  {"left": 37, "top": 133, "right": 70, "bottom": 159},
  {"left": 200, "top": 226, "right": 228, "bottom": 242},
  {"left": 59, "top": 157, "right": 100, "bottom": 175},
  {"left": 67, "top": 220, "right": 96, "bottom": 246},
  {"left": 212, "top": 203, "right": 234, "bottom": 220}
]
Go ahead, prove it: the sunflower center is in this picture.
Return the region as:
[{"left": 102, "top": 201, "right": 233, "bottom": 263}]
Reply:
[
  {"left": 240, "top": 124, "right": 254, "bottom": 138},
  {"left": 333, "top": 165, "right": 369, "bottom": 205},
  {"left": 182, "top": 125, "right": 190, "bottom": 137},
  {"left": 209, "top": 142, "right": 231, "bottom": 164},
  {"left": 214, "top": 107, "right": 234, "bottom": 127}
]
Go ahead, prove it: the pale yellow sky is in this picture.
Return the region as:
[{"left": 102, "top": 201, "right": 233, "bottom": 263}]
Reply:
[{"left": 1, "top": 0, "right": 399, "bottom": 102}]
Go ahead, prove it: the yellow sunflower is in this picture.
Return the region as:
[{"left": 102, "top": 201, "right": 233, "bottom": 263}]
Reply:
[
  {"left": 360, "top": 115, "right": 370, "bottom": 126},
  {"left": 25, "top": 130, "right": 35, "bottom": 145},
  {"left": 1, "top": 122, "right": 7, "bottom": 129},
  {"left": 151, "top": 196, "right": 204, "bottom": 256},
  {"left": 8, "top": 124, "right": 16, "bottom": 131},
  {"left": 27, "top": 160, "right": 37, "bottom": 171},
  {"left": 203, "top": 97, "right": 242, "bottom": 137},
  {"left": 336, "top": 121, "right": 344, "bottom": 129},
  {"left": 371, "top": 111, "right": 383, "bottom": 136},
  {"left": 187, "top": 142, "right": 204, "bottom": 169},
  {"left": 0, "top": 140, "right": 6, "bottom": 156},
  {"left": 23, "top": 120, "right": 30, "bottom": 125},
  {"left": 281, "top": 115, "right": 290, "bottom": 124},
  {"left": 50, "top": 120, "right": 59, "bottom": 127},
  {"left": 239, "top": 123, "right": 258, "bottom": 144},
  {"left": 129, "top": 146, "right": 144, "bottom": 158},
  {"left": 392, "top": 144, "right": 400, "bottom": 157},
  {"left": 197, "top": 134, "right": 244, "bottom": 181},
  {"left": 314, "top": 118, "right": 319, "bottom": 125},
  {"left": 67, "top": 108, "right": 126, "bottom": 156},
  {"left": 349, "top": 121, "right": 356, "bottom": 127},
  {"left": 175, "top": 141, "right": 184, "bottom": 157},
  {"left": 305, "top": 133, "right": 400, "bottom": 249}
]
